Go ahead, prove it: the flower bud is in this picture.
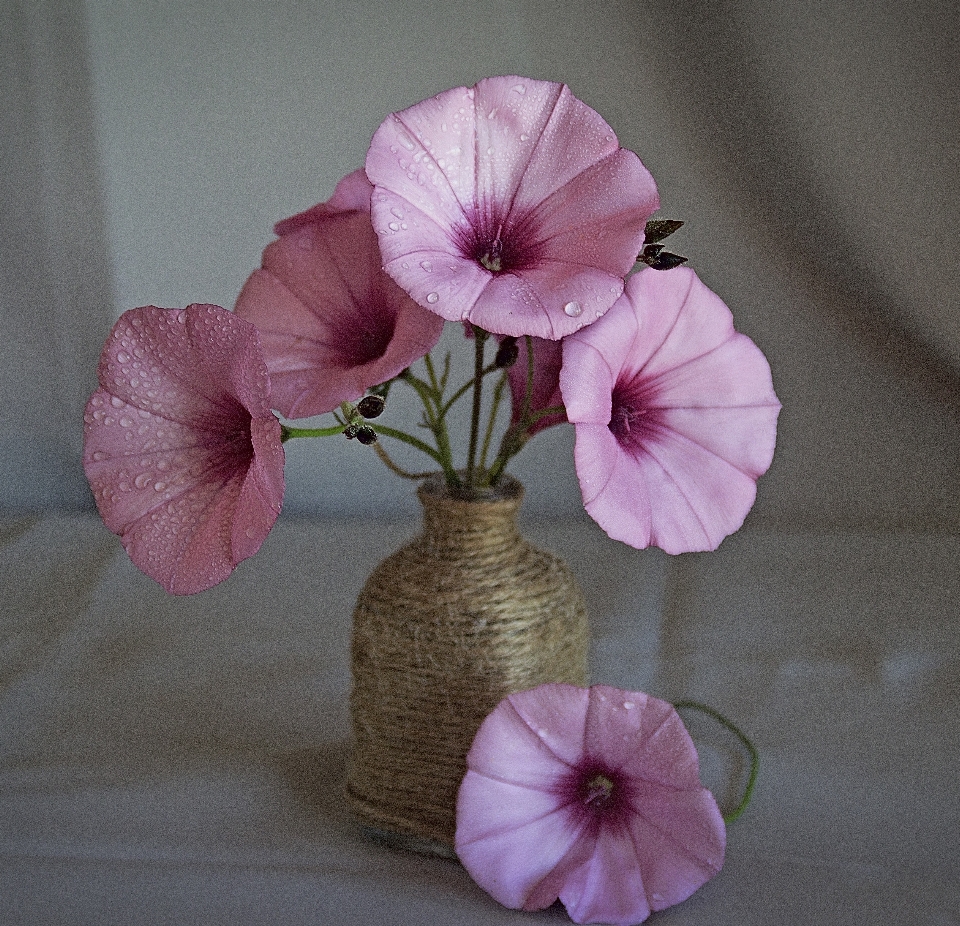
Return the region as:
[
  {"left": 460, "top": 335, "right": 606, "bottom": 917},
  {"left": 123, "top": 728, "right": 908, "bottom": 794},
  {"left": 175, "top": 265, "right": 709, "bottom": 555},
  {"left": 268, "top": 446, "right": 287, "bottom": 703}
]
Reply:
[{"left": 357, "top": 394, "right": 386, "bottom": 419}]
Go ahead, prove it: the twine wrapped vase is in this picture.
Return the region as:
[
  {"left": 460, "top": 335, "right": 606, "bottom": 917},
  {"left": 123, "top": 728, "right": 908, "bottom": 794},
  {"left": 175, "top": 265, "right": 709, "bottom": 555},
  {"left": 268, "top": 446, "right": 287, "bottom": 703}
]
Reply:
[{"left": 346, "top": 473, "right": 589, "bottom": 853}]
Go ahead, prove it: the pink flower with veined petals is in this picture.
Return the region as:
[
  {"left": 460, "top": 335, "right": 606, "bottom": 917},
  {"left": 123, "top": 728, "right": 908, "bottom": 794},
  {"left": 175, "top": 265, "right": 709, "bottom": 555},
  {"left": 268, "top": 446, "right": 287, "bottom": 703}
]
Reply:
[
  {"left": 83, "top": 304, "right": 284, "bottom": 595},
  {"left": 506, "top": 336, "right": 566, "bottom": 435},
  {"left": 456, "top": 683, "right": 725, "bottom": 925},
  {"left": 560, "top": 267, "right": 780, "bottom": 554},
  {"left": 365, "top": 76, "right": 659, "bottom": 340},
  {"left": 234, "top": 170, "right": 444, "bottom": 418}
]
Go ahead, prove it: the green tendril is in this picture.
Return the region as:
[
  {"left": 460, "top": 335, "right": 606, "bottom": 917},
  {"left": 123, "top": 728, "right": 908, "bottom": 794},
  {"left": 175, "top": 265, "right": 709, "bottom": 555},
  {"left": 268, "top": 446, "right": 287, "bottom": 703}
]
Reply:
[{"left": 672, "top": 699, "right": 759, "bottom": 825}]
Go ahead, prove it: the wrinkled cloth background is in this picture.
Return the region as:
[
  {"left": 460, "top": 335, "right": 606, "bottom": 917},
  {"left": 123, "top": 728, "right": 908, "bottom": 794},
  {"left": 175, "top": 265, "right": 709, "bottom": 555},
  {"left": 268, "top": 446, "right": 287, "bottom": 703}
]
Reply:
[{"left": 2, "top": 1, "right": 958, "bottom": 924}]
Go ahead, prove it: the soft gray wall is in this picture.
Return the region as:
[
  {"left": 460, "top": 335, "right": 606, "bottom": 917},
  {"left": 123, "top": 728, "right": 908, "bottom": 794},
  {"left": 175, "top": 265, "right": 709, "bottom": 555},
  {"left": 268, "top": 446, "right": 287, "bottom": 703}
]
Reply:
[{"left": 4, "top": 0, "right": 959, "bottom": 527}]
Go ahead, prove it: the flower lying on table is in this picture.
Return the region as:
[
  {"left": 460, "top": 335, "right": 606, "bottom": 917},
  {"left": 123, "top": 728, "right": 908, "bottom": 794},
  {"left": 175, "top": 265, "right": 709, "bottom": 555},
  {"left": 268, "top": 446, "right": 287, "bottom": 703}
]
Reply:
[{"left": 456, "top": 684, "right": 730, "bottom": 925}]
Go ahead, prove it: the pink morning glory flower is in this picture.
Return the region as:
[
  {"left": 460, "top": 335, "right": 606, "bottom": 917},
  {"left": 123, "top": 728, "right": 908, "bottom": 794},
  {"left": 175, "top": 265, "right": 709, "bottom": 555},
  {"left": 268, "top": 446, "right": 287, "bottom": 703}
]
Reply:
[
  {"left": 83, "top": 304, "right": 285, "bottom": 595},
  {"left": 560, "top": 267, "right": 780, "bottom": 554},
  {"left": 365, "top": 76, "right": 659, "bottom": 340},
  {"left": 234, "top": 170, "right": 444, "bottom": 419},
  {"left": 456, "top": 683, "right": 725, "bottom": 925}
]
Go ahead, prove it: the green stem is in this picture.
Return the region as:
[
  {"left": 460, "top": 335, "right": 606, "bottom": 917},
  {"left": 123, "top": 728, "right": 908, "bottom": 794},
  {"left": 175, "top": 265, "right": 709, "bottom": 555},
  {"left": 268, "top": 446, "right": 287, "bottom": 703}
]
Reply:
[
  {"left": 400, "top": 367, "right": 460, "bottom": 486},
  {"left": 438, "top": 361, "right": 501, "bottom": 418},
  {"left": 672, "top": 700, "right": 759, "bottom": 825},
  {"left": 466, "top": 326, "right": 488, "bottom": 487},
  {"left": 479, "top": 372, "right": 508, "bottom": 475},
  {"left": 368, "top": 422, "right": 445, "bottom": 466},
  {"left": 280, "top": 422, "right": 346, "bottom": 441}
]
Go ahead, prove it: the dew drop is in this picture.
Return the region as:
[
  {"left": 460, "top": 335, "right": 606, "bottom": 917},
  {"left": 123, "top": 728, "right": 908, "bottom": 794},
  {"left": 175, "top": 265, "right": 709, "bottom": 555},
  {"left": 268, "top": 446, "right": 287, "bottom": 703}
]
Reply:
[
  {"left": 512, "top": 84, "right": 526, "bottom": 95},
  {"left": 397, "top": 130, "right": 416, "bottom": 151},
  {"left": 420, "top": 260, "right": 433, "bottom": 272},
  {"left": 390, "top": 206, "right": 404, "bottom": 219},
  {"left": 426, "top": 292, "right": 439, "bottom": 304},
  {"left": 115, "top": 351, "right": 130, "bottom": 364},
  {"left": 519, "top": 133, "right": 529, "bottom": 142},
  {"left": 388, "top": 221, "right": 400, "bottom": 232},
  {"left": 624, "top": 701, "right": 635, "bottom": 709},
  {"left": 563, "top": 301, "right": 584, "bottom": 318},
  {"left": 487, "top": 108, "right": 498, "bottom": 119}
]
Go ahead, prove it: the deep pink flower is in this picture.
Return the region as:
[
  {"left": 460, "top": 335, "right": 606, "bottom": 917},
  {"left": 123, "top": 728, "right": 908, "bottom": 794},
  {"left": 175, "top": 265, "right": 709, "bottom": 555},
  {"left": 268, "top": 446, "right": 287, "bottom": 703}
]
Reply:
[
  {"left": 456, "top": 684, "right": 725, "bottom": 925},
  {"left": 505, "top": 336, "right": 566, "bottom": 435},
  {"left": 234, "top": 170, "right": 444, "bottom": 418},
  {"left": 83, "top": 304, "right": 285, "bottom": 595},
  {"left": 560, "top": 267, "right": 780, "bottom": 554},
  {"left": 365, "top": 76, "right": 659, "bottom": 340}
]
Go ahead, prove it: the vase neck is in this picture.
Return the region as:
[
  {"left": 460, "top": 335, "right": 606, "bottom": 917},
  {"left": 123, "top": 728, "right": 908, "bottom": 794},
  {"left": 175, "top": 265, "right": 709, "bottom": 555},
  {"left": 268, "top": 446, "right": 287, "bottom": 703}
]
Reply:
[{"left": 416, "top": 474, "right": 524, "bottom": 555}]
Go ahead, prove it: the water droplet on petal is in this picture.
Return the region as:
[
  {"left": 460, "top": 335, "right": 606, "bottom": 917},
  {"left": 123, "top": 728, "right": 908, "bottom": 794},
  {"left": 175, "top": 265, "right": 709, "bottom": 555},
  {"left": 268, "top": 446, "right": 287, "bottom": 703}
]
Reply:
[
  {"left": 512, "top": 84, "right": 526, "bottom": 95},
  {"left": 563, "top": 301, "right": 583, "bottom": 318},
  {"left": 388, "top": 222, "right": 400, "bottom": 232},
  {"left": 426, "top": 292, "right": 439, "bottom": 304},
  {"left": 420, "top": 260, "right": 433, "bottom": 272}
]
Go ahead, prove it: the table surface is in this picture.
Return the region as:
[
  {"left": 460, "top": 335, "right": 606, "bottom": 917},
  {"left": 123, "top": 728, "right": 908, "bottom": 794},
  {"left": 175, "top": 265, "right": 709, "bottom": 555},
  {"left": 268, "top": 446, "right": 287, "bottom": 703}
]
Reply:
[{"left": 1, "top": 513, "right": 958, "bottom": 925}]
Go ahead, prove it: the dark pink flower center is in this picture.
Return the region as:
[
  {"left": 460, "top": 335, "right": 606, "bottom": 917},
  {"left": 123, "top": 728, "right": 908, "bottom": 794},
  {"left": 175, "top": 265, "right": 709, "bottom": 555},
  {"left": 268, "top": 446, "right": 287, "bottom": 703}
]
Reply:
[
  {"left": 332, "top": 299, "right": 396, "bottom": 368},
  {"left": 453, "top": 206, "right": 543, "bottom": 275},
  {"left": 609, "top": 376, "right": 664, "bottom": 454},
  {"left": 556, "top": 761, "right": 632, "bottom": 834},
  {"left": 200, "top": 397, "right": 256, "bottom": 475}
]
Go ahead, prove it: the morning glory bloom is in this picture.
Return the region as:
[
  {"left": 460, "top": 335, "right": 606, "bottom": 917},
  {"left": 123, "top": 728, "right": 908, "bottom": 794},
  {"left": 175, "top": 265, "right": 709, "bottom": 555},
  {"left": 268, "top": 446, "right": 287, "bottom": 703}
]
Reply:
[
  {"left": 83, "top": 304, "right": 284, "bottom": 594},
  {"left": 560, "top": 267, "right": 780, "bottom": 554},
  {"left": 456, "top": 683, "right": 726, "bottom": 925},
  {"left": 235, "top": 170, "right": 444, "bottom": 418},
  {"left": 366, "top": 76, "right": 659, "bottom": 340}
]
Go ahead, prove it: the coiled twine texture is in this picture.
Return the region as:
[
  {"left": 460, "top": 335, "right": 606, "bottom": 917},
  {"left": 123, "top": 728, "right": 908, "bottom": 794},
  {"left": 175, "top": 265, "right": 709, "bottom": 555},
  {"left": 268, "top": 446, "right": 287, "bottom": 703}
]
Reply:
[{"left": 347, "top": 474, "right": 589, "bottom": 851}]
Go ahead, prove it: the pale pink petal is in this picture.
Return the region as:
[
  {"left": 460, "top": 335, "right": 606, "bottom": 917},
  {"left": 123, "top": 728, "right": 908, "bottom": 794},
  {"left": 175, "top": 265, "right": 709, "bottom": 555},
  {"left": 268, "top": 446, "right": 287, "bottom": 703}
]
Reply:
[
  {"left": 464, "top": 695, "right": 576, "bottom": 788},
  {"left": 366, "top": 76, "right": 658, "bottom": 339},
  {"left": 557, "top": 826, "right": 652, "bottom": 925},
  {"left": 562, "top": 267, "right": 780, "bottom": 554},
  {"left": 581, "top": 687, "right": 698, "bottom": 784},
  {"left": 456, "top": 773, "right": 587, "bottom": 911},
  {"left": 624, "top": 786, "right": 726, "bottom": 910},
  {"left": 83, "top": 304, "right": 284, "bottom": 595},
  {"left": 504, "top": 684, "right": 591, "bottom": 766},
  {"left": 235, "top": 208, "right": 443, "bottom": 418}
]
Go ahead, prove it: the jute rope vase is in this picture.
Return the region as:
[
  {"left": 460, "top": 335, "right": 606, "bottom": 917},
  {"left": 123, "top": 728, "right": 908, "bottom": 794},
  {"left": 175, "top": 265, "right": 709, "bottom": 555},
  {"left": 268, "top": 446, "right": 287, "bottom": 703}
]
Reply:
[{"left": 346, "top": 473, "right": 589, "bottom": 853}]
